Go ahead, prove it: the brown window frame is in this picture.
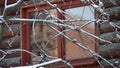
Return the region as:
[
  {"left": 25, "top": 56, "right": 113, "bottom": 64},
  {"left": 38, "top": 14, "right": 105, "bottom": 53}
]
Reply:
[{"left": 20, "top": 0, "right": 98, "bottom": 67}]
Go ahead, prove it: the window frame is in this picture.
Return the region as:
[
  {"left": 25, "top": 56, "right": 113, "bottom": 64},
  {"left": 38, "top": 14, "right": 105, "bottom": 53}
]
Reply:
[{"left": 20, "top": 0, "right": 98, "bottom": 67}]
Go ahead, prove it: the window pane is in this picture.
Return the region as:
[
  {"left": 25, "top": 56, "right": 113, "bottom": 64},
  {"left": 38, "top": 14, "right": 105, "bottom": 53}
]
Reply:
[
  {"left": 29, "top": 9, "right": 58, "bottom": 64},
  {"left": 65, "top": 6, "right": 95, "bottom": 60}
]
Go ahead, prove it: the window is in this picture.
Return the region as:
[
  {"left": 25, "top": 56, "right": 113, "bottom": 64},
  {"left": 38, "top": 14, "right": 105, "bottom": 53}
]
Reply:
[{"left": 20, "top": 0, "right": 97, "bottom": 67}]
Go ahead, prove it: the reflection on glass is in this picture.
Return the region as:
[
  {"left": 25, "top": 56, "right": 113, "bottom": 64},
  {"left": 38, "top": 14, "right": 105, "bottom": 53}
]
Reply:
[
  {"left": 65, "top": 6, "right": 95, "bottom": 60},
  {"left": 65, "top": 6, "right": 94, "bottom": 21},
  {"left": 29, "top": 9, "right": 58, "bottom": 64}
]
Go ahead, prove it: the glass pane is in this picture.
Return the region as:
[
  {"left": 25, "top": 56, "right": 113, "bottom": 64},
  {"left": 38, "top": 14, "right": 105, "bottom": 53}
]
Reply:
[
  {"left": 65, "top": 6, "right": 94, "bottom": 21},
  {"left": 29, "top": 9, "right": 58, "bottom": 64},
  {"left": 65, "top": 6, "right": 95, "bottom": 60}
]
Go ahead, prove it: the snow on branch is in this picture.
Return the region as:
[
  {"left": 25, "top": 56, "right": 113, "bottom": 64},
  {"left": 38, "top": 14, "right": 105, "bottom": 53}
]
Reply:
[
  {"left": 3, "top": 0, "right": 23, "bottom": 19},
  {"left": 11, "top": 58, "right": 73, "bottom": 68},
  {"left": 0, "top": 0, "right": 119, "bottom": 68},
  {"left": 9, "top": 18, "right": 112, "bottom": 44},
  {"left": 48, "top": 24, "right": 117, "bottom": 68}
]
